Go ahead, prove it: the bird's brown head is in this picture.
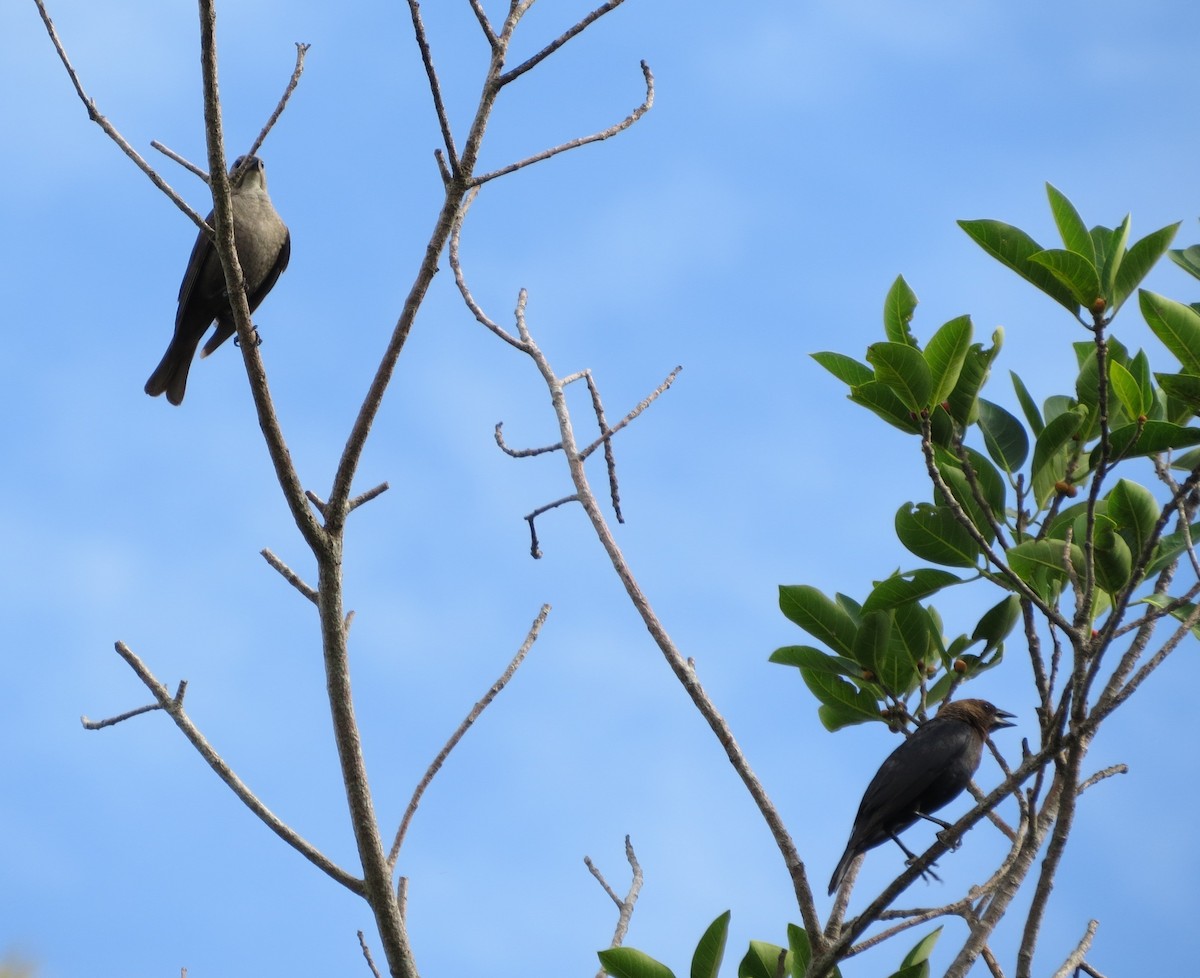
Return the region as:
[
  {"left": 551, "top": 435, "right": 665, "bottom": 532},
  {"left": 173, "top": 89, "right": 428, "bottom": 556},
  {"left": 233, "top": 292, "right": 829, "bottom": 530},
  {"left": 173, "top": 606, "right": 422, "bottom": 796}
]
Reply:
[
  {"left": 230, "top": 155, "right": 268, "bottom": 192},
  {"left": 936, "top": 698, "right": 1015, "bottom": 735}
]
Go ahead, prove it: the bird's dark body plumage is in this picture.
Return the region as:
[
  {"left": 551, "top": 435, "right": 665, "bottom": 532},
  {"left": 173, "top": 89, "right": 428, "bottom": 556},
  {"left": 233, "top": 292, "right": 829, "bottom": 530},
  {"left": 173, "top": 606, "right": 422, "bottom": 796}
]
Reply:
[
  {"left": 828, "top": 698, "right": 1014, "bottom": 896},
  {"left": 145, "top": 155, "right": 290, "bottom": 406}
]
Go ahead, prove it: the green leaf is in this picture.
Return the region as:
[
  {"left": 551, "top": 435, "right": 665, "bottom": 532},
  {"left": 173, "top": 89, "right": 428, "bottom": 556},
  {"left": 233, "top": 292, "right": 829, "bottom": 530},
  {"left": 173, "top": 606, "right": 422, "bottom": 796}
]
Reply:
[
  {"left": 958, "top": 219, "right": 1079, "bottom": 312},
  {"left": 1028, "top": 248, "right": 1102, "bottom": 307},
  {"left": 886, "top": 602, "right": 933, "bottom": 692},
  {"left": 1046, "top": 184, "right": 1095, "bottom": 263},
  {"left": 1097, "top": 218, "right": 1130, "bottom": 301},
  {"left": 1146, "top": 521, "right": 1200, "bottom": 577},
  {"left": 690, "top": 911, "right": 731, "bottom": 978},
  {"left": 1094, "top": 523, "right": 1133, "bottom": 594},
  {"left": 853, "top": 610, "right": 892, "bottom": 677},
  {"left": 1113, "top": 222, "right": 1180, "bottom": 311},
  {"left": 900, "top": 926, "right": 944, "bottom": 971},
  {"left": 946, "top": 327, "right": 1003, "bottom": 426},
  {"left": 862, "top": 569, "right": 963, "bottom": 613},
  {"left": 849, "top": 381, "right": 922, "bottom": 435},
  {"left": 778, "top": 585, "right": 858, "bottom": 657},
  {"left": 1108, "top": 360, "right": 1143, "bottom": 420},
  {"left": 1101, "top": 420, "right": 1200, "bottom": 461},
  {"left": 1031, "top": 406, "right": 1086, "bottom": 508},
  {"left": 925, "top": 315, "right": 973, "bottom": 408},
  {"left": 895, "top": 503, "right": 981, "bottom": 568},
  {"left": 1154, "top": 372, "right": 1200, "bottom": 411},
  {"left": 868, "top": 342, "right": 934, "bottom": 412},
  {"left": 1140, "top": 290, "right": 1200, "bottom": 374},
  {"left": 1008, "top": 539, "right": 1084, "bottom": 585},
  {"left": 1169, "top": 243, "right": 1200, "bottom": 281},
  {"left": 738, "top": 943, "right": 788, "bottom": 978},
  {"left": 775, "top": 647, "right": 882, "bottom": 729},
  {"left": 1010, "top": 371, "right": 1044, "bottom": 436},
  {"left": 812, "top": 351, "right": 873, "bottom": 387},
  {"left": 1141, "top": 593, "right": 1200, "bottom": 638},
  {"left": 972, "top": 595, "right": 1020, "bottom": 654},
  {"left": 977, "top": 398, "right": 1029, "bottom": 472},
  {"left": 1107, "top": 479, "right": 1160, "bottom": 555},
  {"left": 936, "top": 460, "right": 996, "bottom": 544},
  {"left": 599, "top": 948, "right": 676, "bottom": 978},
  {"left": 787, "top": 926, "right": 811, "bottom": 978},
  {"left": 883, "top": 275, "right": 919, "bottom": 345}
]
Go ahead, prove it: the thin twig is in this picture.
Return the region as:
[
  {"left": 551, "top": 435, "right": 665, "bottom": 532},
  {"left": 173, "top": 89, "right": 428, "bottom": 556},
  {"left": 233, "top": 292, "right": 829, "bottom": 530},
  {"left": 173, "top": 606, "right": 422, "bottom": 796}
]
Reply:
[
  {"left": 349, "top": 482, "right": 391, "bottom": 512},
  {"left": 32, "top": 0, "right": 210, "bottom": 233},
  {"left": 244, "top": 42, "right": 311, "bottom": 163},
  {"left": 388, "top": 605, "right": 551, "bottom": 865},
  {"left": 261, "top": 548, "right": 319, "bottom": 604},
  {"left": 357, "top": 931, "right": 383, "bottom": 978},
  {"left": 589, "top": 835, "right": 643, "bottom": 978},
  {"left": 108, "top": 641, "right": 364, "bottom": 895},
  {"left": 525, "top": 495, "right": 581, "bottom": 559},
  {"left": 81, "top": 680, "right": 188, "bottom": 729},
  {"left": 498, "top": 0, "right": 630, "bottom": 87},
  {"left": 578, "top": 366, "right": 683, "bottom": 460},
  {"left": 151, "top": 141, "right": 210, "bottom": 182},
  {"left": 475, "top": 61, "right": 654, "bottom": 187},
  {"left": 495, "top": 422, "right": 563, "bottom": 458},
  {"left": 1049, "top": 920, "right": 1099, "bottom": 978},
  {"left": 404, "top": 0, "right": 459, "bottom": 176}
]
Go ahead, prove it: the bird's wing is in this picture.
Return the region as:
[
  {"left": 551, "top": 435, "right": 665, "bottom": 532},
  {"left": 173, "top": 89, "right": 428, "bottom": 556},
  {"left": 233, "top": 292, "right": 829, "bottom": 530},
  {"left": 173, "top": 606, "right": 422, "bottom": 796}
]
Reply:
[
  {"left": 175, "top": 213, "right": 219, "bottom": 326},
  {"left": 852, "top": 721, "right": 974, "bottom": 831},
  {"left": 246, "top": 230, "right": 290, "bottom": 314}
]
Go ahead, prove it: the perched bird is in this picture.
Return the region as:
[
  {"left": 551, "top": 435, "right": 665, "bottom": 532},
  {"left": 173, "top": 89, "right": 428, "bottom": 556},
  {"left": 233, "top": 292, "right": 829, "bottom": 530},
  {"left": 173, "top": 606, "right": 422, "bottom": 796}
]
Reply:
[
  {"left": 828, "top": 698, "right": 1015, "bottom": 896},
  {"left": 145, "top": 155, "right": 291, "bottom": 405}
]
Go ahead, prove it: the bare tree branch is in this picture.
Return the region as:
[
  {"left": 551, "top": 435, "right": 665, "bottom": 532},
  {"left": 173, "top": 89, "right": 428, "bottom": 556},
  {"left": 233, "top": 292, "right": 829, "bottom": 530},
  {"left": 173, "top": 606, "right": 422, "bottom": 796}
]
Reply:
[
  {"left": 588, "top": 834, "right": 643, "bottom": 978},
  {"left": 388, "top": 605, "right": 551, "bottom": 865}
]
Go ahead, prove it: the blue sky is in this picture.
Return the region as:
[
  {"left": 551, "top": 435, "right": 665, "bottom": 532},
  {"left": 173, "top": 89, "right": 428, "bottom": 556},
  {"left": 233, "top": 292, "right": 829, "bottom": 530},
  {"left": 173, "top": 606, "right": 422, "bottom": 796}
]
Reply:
[{"left": 2, "top": 1, "right": 1198, "bottom": 976}]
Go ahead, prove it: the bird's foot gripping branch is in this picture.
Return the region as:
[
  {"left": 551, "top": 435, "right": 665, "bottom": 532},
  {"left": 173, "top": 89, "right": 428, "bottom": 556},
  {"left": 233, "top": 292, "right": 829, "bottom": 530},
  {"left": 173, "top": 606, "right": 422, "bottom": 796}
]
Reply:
[{"left": 601, "top": 185, "right": 1200, "bottom": 978}]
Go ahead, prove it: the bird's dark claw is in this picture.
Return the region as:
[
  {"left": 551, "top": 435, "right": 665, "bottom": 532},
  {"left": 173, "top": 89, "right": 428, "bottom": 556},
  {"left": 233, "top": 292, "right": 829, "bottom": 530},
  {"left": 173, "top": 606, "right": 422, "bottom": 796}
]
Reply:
[
  {"left": 234, "top": 327, "right": 263, "bottom": 349},
  {"left": 905, "top": 856, "right": 943, "bottom": 884}
]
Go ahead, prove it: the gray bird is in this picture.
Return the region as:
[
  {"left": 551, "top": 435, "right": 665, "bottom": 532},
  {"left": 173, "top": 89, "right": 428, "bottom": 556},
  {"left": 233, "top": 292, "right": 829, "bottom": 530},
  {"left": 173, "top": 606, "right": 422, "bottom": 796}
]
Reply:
[{"left": 145, "top": 155, "right": 290, "bottom": 405}]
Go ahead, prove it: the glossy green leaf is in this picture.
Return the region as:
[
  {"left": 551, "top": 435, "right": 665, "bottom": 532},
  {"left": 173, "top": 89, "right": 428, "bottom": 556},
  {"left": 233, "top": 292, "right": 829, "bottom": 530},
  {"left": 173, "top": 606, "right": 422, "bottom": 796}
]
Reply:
[
  {"left": 1141, "top": 593, "right": 1200, "bottom": 639},
  {"left": 787, "top": 926, "right": 811, "bottom": 978},
  {"left": 1113, "top": 222, "right": 1180, "bottom": 311},
  {"left": 1146, "top": 521, "right": 1200, "bottom": 577},
  {"left": 1046, "top": 184, "right": 1094, "bottom": 263},
  {"left": 958, "top": 219, "right": 1078, "bottom": 312},
  {"left": 862, "top": 569, "right": 963, "bottom": 613},
  {"left": 1107, "top": 479, "right": 1160, "bottom": 555},
  {"left": 853, "top": 610, "right": 892, "bottom": 677},
  {"left": 868, "top": 342, "right": 933, "bottom": 412},
  {"left": 946, "top": 327, "right": 1003, "bottom": 426},
  {"left": 977, "top": 398, "right": 1029, "bottom": 472},
  {"left": 1029, "top": 249, "right": 1102, "bottom": 307},
  {"left": 1031, "top": 406, "right": 1086, "bottom": 508},
  {"left": 1098, "top": 217, "right": 1130, "bottom": 301},
  {"left": 1010, "top": 371, "right": 1044, "bottom": 435},
  {"left": 1140, "top": 290, "right": 1200, "bottom": 374},
  {"left": 1154, "top": 372, "right": 1200, "bottom": 411},
  {"left": 935, "top": 461, "right": 996, "bottom": 544},
  {"left": 1169, "top": 244, "right": 1200, "bottom": 281},
  {"left": 1107, "top": 360, "right": 1141, "bottom": 420},
  {"left": 738, "top": 943, "right": 788, "bottom": 978},
  {"left": 1094, "top": 523, "right": 1133, "bottom": 594},
  {"left": 925, "top": 315, "right": 973, "bottom": 408},
  {"left": 900, "top": 926, "right": 944, "bottom": 971},
  {"left": 849, "top": 381, "right": 921, "bottom": 434},
  {"left": 895, "top": 503, "right": 981, "bottom": 567},
  {"left": 972, "top": 595, "right": 1021, "bottom": 654},
  {"left": 778, "top": 586, "right": 858, "bottom": 657},
  {"left": 1008, "top": 539, "right": 1084, "bottom": 585},
  {"left": 690, "top": 911, "right": 731, "bottom": 978},
  {"left": 890, "top": 601, "right": 934, "bottom": 685},
  {"left": 884, "top": 275, "right": 919, "bottom": 345},
  {"left": 599, "top": 948, "right": 676, "bottom": 978},
  {"left": 1101, "top": 420, "right": 1200, "bottom": 461},
  {"left": 812, "top": 351, "right": 873, "bottom": 387}
]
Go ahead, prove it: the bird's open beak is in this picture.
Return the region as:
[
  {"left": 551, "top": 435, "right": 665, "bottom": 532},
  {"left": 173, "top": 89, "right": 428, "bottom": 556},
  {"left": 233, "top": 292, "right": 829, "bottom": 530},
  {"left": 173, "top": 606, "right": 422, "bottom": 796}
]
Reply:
[{"left": 992, "top": 709, "right": 1017, "bottom": 730}]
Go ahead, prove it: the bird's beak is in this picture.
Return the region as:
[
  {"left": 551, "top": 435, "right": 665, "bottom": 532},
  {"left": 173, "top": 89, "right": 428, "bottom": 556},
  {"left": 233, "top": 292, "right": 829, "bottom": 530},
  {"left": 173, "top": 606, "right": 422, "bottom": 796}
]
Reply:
[{"left": 992, "top": 709, "right": 1017, "bottom": 730}]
